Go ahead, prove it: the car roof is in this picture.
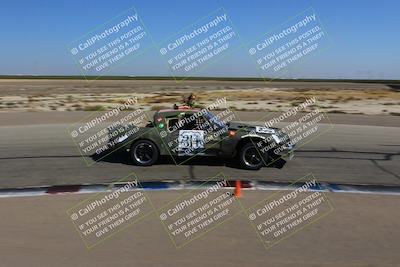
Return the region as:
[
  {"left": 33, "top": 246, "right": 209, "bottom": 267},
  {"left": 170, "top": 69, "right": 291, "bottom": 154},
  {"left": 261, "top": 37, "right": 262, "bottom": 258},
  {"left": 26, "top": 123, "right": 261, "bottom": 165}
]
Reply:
[
  {"left": 154, "top": 109, "right": 201, "bottom": 119},
  {"left": 158, "top": 108, "right": 200, "bottom": 113},
  {"left": 158, "top": 108, "right": 199, "bottom": 114}
]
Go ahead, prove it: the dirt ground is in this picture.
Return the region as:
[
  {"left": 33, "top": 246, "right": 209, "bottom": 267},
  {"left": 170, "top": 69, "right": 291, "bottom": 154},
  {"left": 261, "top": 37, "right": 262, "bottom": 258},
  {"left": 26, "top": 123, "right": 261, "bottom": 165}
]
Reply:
[{"left": 0, "top": 79, "right": 399, "bottom": 115}]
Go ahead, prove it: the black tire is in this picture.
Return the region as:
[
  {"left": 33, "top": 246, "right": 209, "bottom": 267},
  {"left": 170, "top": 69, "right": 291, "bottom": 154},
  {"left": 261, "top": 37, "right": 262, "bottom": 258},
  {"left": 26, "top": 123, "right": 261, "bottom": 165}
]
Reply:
[
  {"left": 238, "top": 143, "right": 264, "bottom": 170},
  {"left": 130, "top": 140, "right": 159, "bottom": 166}
]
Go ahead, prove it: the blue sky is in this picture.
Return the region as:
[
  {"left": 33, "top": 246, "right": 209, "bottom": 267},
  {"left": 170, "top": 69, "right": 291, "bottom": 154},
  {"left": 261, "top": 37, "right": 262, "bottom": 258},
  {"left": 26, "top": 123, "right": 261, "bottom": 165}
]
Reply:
[{"left": 0, "top": 0, "right": 399, "bottom": 79}]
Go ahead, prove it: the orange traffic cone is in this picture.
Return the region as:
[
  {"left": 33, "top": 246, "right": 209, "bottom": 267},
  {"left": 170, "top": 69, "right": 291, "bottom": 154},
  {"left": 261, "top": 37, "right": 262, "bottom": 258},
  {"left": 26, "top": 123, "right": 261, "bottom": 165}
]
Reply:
[{"left": 234, "top": 180, "right": 242, "bottom": 198}]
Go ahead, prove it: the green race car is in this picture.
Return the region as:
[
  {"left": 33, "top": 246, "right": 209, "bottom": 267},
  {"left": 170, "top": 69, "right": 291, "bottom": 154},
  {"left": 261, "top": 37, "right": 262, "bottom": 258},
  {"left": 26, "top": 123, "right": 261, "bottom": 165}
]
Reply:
[{"left": 107, "top": 107, "right": 294, "bottom": 170}]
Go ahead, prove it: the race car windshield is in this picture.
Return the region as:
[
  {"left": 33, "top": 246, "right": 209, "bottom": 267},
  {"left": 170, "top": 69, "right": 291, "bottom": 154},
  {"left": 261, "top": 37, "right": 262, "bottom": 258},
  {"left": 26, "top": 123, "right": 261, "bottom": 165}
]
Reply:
[{"left": 203, "top": 111, "right": 226, "bottom": 130}]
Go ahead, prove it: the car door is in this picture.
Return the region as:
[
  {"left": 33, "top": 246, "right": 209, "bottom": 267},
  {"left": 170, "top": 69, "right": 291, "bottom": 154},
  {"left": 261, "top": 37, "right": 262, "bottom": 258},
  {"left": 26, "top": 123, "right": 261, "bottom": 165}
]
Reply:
[
  {"left": 177, "top": 113, "right": 206, "bottom": 156},
  {"left": 200, "top": 114, "right": 224, "bottom": 155},
  {"left": 162, "top": 112, "right": 206, "bottom": 157},
  {"left": 163, "top": 115, "right": 181, "bottom": 156},
  {"left": 164, "top": 112, "right": 225, "bottom": 157}
]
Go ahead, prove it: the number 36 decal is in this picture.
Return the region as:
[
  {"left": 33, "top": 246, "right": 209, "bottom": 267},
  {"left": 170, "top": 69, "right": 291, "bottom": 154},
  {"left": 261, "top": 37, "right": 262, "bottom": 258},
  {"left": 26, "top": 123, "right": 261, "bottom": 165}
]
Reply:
[{"left": 178, "top": 130, "right": 205, "bottom": 155}]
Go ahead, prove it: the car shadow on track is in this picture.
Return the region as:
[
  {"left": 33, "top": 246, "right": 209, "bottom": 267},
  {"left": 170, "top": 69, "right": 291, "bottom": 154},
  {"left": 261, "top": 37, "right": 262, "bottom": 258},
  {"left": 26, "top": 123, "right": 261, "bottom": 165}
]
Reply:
[{"left": 91, "top": 150, "right": 287, "bottom": 170}]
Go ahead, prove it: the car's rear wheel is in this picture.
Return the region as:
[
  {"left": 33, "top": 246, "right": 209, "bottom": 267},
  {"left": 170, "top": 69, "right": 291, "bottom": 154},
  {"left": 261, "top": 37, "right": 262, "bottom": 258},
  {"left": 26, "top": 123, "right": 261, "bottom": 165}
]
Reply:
[
  {"left": 239, "top": 143, "right": 264, "bottom": 170},
  {"left": 131, "top": 140, "right": 158, "bottom": 166}
]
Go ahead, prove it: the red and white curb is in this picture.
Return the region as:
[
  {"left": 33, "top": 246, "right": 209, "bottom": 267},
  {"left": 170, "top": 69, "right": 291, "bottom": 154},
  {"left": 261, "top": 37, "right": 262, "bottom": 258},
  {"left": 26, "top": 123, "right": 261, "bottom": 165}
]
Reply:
[{"left": 0, "top": 180, "right": 400, "bottom": 198}]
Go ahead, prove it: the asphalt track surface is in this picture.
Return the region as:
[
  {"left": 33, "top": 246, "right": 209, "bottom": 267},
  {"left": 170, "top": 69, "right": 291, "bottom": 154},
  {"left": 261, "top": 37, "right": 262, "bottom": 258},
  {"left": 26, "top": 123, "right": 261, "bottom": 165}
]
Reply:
[
  {"left": 0, "top": 191, "right": 399, "bottom": 266},
  {"left": 0, "top": 112, "right": 399, "bottom": 189}
]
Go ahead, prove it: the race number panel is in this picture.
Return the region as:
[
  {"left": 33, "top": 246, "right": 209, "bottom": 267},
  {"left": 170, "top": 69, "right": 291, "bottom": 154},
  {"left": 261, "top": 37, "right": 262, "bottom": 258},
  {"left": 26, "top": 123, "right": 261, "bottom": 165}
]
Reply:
[{"left": 178, "top": 130, "right": 205, "bottom": 155}]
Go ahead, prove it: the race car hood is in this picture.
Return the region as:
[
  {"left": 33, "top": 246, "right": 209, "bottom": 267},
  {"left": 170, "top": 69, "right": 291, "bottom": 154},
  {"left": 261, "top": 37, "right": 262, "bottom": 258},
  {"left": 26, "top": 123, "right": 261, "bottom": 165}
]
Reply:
[
  {"left": 228, "top": 121, "right": 292, "bottom": 147},
  {"left": 228, "top": 121, "right": 279, "bottom": 134}
]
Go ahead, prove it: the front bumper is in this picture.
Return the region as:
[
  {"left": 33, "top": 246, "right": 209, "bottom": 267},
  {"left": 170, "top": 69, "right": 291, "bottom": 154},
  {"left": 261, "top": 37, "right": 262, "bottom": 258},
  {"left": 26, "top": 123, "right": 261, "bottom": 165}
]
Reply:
[{"left": 276, "top": 143, "right": 295, "bottom": 160}]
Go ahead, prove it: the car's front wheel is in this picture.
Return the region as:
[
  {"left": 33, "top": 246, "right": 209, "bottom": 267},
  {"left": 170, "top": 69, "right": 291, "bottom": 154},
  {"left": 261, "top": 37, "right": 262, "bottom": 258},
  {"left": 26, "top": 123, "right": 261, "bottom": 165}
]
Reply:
[
  {"left": 131, "top": 140, "right": 159, "bottom": 166},
  {"left": 238, "top": 143, "right": 264, "bottom": 170}
]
